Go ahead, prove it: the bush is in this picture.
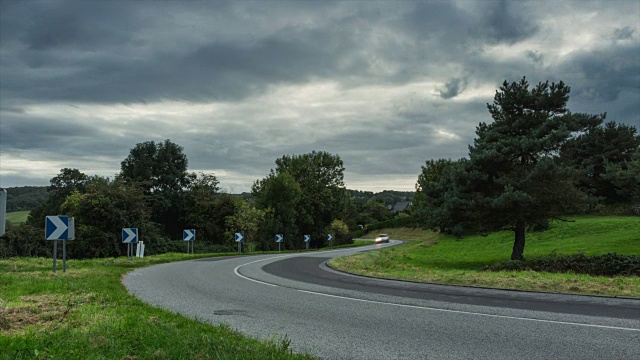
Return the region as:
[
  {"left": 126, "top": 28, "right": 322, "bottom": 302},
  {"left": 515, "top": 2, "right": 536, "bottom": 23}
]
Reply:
[
  {"left": 366, "top": 216, "right": 418, "bottom": 231},
  {"left": 483, "top": 252, "right": 640, "bottom": 277},
  {"left": 0, "top": 223, "right": 48, "bottom": 258},
  {"left": 325, "top": 219, "right": 353, "bottom": 246}
]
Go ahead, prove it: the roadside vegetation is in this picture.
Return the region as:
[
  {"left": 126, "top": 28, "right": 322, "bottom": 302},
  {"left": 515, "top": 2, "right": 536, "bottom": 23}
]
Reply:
[
  {"left": 332, "top": 216, "right": 640, "bottom": 297},
  {"left": 0, "top": 253, "right": 316, "bottom": 360}
]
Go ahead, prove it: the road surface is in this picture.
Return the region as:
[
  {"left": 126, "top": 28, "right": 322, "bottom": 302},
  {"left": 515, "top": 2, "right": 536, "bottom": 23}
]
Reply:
[{"left": 124, "top": 241, "right": 640, "bottom": 359}]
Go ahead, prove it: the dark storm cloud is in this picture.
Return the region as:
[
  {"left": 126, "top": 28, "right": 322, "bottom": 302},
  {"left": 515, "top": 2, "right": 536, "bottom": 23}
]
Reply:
[
  {"left": 0, "top": 0, "right": 373, "bottom": 104},
  {"left": 438, "top": 78, "right": 467, "bottom": 99},
  {"left": 1, "top": 0, "right": 638, "bottom": 191},
  {"left": 478, "top": 0, "right": 538, "bottom": 44}
]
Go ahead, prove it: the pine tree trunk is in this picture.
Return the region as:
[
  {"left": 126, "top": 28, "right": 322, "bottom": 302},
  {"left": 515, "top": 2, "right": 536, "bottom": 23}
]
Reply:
[{"left": 511, "top": 221, "right": 526, "bottom": 261}]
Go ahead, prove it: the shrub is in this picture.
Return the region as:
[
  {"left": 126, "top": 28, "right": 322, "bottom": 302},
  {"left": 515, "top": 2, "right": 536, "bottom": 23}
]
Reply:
[{"left": 483, "top": 252, "right": 640, "bottom": 277}]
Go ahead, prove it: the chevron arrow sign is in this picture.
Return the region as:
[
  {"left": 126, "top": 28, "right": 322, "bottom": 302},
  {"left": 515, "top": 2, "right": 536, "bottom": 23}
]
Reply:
[
  {"left": 122, "top": 228, "right": 139, "bottom": 243},
  {"left": 183, "top": 229, "right": 196, "bottom": 241},
  {"left": 46, "top": 216, "right": 69, "bottom": 240}
]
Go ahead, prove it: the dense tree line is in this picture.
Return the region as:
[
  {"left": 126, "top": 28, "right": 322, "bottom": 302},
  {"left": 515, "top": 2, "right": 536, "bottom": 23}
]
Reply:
[
  {"left": 1, "top": 144, "right": 377, "bottom": 258},
  {"left": 3, "top": 186, "right": 48, "bottom": 212},
  {"left": 414, "top": 78, "right": 639, "bottom": 261}
]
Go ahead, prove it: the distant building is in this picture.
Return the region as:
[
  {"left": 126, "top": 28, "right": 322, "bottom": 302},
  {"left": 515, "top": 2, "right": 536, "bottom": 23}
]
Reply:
[{"left": 392, "top": 201, "right": 412, "bottom": 213}]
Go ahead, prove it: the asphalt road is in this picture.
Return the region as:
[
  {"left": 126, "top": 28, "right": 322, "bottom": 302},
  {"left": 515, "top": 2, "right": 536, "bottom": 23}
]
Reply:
[{"left": 124, "top": 241, "right": 640, "bottom": 359}]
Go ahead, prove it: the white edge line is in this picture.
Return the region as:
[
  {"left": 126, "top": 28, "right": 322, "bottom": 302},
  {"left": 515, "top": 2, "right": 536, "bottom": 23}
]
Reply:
[{"left": 232, "top": 247, "right": 640, "bottom": 333}]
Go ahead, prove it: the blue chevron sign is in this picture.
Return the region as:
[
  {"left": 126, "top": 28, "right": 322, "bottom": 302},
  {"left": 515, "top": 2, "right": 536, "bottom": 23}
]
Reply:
[
  {"left": 183, "top": 229, "right": 196, "bottom": 241},
  {"left": 327, "top": 234, "right": 333, "bottom": 241},
  {"left": 122, "top": 228, "right": 139, "bottom": 243},
  {"left": 275, "top": 234, "right": 284, "bottom": 243},
  {"left": 235, "top": 232, "right": 244, "bottom": 242},
  {"left": 304, "top": 235, "right": 311, "bottom": 242},
  {"left": 46, "top": 216, "right": 69, "bottom": 240}
]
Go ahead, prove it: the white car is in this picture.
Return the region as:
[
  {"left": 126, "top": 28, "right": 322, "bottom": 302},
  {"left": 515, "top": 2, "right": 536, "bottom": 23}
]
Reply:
[{"left": 375, "top": 234, "right": 390, "bottom": 244}]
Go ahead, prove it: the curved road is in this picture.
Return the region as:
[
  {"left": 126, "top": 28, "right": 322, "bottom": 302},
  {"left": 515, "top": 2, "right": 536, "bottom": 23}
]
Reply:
[{"left": 124, "top": 241, "right": 640, "bottom": 360}]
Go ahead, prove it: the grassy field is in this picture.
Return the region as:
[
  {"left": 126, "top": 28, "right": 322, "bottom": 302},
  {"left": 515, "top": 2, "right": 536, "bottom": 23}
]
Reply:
[
  {"left": 0, "top": 253, "right": 316, "bottom": 360},
  {"left": 331, "top": 216, "right": 640, "bottom": 297},
  {"left": 6, "top": 211, "right": 30, "bottom": 224}
]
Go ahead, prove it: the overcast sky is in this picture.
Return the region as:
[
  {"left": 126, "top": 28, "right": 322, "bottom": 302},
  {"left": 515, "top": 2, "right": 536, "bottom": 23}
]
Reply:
[{"left": 1, "top": 0, "right": 638, "bottom": 193}]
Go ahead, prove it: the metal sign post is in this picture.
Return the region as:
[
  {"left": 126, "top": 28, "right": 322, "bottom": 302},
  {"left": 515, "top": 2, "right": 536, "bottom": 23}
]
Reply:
[
  {"left": 184, "top": 229, "right": 196, "bottom": 254},
  {"left": 275, "top": 234, "right": 283, "bottom": 252},
  {"left": 304, "top": 235, "right": 311, "bottom": 250},
  {"left": 328, "top": 234, "right": 333, "bottom": 247},
  {"left": 122, "top": 228, "right": 139, "bottom": 260},
  {"left": 46, "top": 215, "right": 72, "bottom": 273},
  {"left": 235, "top": 232, "right": 244, "bottom": 253}
]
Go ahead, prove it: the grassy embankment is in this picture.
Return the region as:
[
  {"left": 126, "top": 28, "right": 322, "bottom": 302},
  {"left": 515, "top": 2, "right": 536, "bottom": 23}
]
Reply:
[
  {"left": 0, "top": 237, "right": 371, "bottom": 360},
  {"left": 331, "top": 216, "right": 640, "bottom": 297},
  {"left": 6, "top": 211, "right": 30, "bottom": 224},
  {"left": 0, "top": 253, "right": 318, "bottom": 360}
]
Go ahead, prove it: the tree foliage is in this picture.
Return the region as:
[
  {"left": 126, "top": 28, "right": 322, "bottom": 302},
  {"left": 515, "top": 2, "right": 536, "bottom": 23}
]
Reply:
[
  {"left": 414, "top": 159, "right": 471, "bottom": 238},
  {"left": 120, "top": 139, "right": 192, "bottom": 193},
  {"left": 560, "top": 121, "right": 640, "bottom": 203},
  {"left": 27, "top": 168, "right": 89, "bottom": 228},
  {"left": 61, "top": 176, "right": 169, "bottom": 258},
  {"left": 119, "top": 139, "right": 195, "bottom": 238},
  {"left": 469, "top": 78, "right": 603, "bottom": 260},
  {"left": 252, "top": 151, "right": 347, "bottom": 249},
  {"left": 415, "top": 78, "right": 606, "bottom": 260}
]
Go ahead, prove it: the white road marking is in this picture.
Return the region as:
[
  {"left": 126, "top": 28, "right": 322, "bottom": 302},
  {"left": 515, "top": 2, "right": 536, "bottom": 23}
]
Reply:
[{"left": 233, "top": 249, "right": 640, "bottom": 333}]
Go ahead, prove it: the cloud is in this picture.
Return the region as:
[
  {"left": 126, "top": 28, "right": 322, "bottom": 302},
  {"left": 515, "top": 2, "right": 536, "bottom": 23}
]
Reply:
[
  {"left": 0, "top": 0, "right": 638, "bottom": 191},
  {"left": 437, "top": 78, "right": 467, "bottom": 99}
]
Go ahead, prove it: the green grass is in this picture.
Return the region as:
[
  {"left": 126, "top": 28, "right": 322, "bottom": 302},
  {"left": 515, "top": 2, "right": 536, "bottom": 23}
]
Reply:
[
  {"left": 6, "top": 211, "right": 30, "bottom": 224},
  {"left": 331, "top": 216, "right": 640, "bottom": 297},
  {"left": 0, "top": 253, "right": 316, "bottom": 360}
]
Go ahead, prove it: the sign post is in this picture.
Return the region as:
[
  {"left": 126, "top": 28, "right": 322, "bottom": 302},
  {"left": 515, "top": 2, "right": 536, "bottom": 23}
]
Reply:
[
  {"left": 275, "top": 234, "right": 284, "bottom": 252},
  {"left": 122, "top": 228, "right": 139, "bottom": 260},
  {"left": 304, "top": 234, "right": 311, "bottom": 250},
  {"left": 235, "top": 232, "right": 244, "bottom": 253},
  {"left": 46, "top": 215, "right": 73, "bottom": 273},
  {"left": 327, "top": 233, "right": 333, "bottom": 247},
  {"left": 183, "top": 229, "right": 196, "bottom": 254}
]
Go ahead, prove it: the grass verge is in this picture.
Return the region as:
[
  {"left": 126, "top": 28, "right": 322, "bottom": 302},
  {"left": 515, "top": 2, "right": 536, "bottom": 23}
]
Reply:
[
  {"left": 0, "top": 253, "right": 316, "bottom": 360},
  {"left": 331, "top": 216, "right": 640, "bottom": 297}
]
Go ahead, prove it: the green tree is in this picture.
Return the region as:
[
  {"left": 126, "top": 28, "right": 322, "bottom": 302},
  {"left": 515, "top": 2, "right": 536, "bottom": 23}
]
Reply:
[
  {"left": 27, "top": 168, "right": 89, "bottom": 227},
  {"left": 560, "top": 121, "right": 640, "bottom": 203},
  {"left": 253, "top": 151, "right": 346, "bottom": 249},
  {"left": 468, "top": 78, "right": 603, "bottom": 260},
  {"left": 61, "top": 177, "right": 167, "bottom": 258},
  {"left": 224, "top": 198, "right": 265, "bottom": 251},
  {"left": 603, "top": 149, "right": 640, "bottom": 204},
  {"left": 414, "top": 159, "right": 472, "bottom": 238},
  {"left": 120, "top": 140, "right": 193, "bottom": 193},
  {"left": 119, "top": 139, "right": 194, "bottom": 238},
  {"left": 324, "top": 219, "right": 351, "bottom": 246},
  {"left": 253, "top": 172, "right": 302, "bottom": 249},
  {"left": 183, "top": 172, "right": 236, "bottom": 247}
]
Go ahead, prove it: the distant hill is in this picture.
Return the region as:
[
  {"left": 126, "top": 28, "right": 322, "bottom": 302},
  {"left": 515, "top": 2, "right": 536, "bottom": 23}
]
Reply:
[
  {"left": 3, "top": 186, "right": 48, "bottom": 212},
  {"left": 232, "top": 189, "right": 414, "bottom": 207},
  {"left": 346, "top": 189, "right": 414, "bottom": 206}
]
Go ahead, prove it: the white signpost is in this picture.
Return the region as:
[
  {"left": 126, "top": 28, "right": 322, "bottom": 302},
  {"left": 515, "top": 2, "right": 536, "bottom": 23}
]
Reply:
[
  {"left": 184, "top": 229, "right": 196, "bottom": 254},
  {"left": 46, "top": 215, "right": 74, "bottom": 273},
  {"left": 0, "top": 189, "right": 6, "bottom": 237},
  {"left": 276, "top": 234, "right": 284, "bottom": 252},
  {"left": 328, "top": 233, "right": 333, "bottom": 247},
  {"left": 304, "top": 234, "right": 311, "bottom": 250},
  {"left": 136, "top": 241, "right": 145, "bottom": 258}
]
